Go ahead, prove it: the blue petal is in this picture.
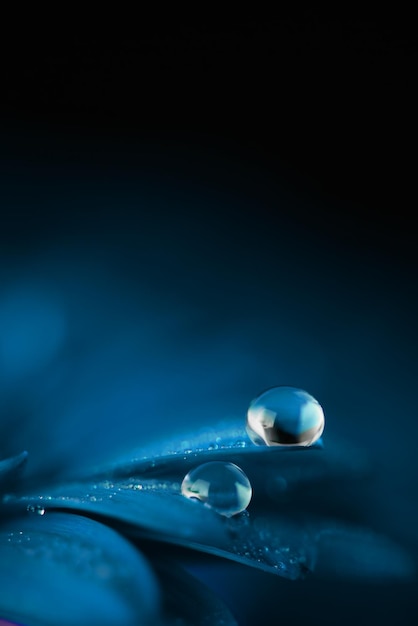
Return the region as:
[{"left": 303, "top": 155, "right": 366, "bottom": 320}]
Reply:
[
  {"left": 86, "top": 423, "right": 368, "bottom": 489},
  {"left": 84, "top": 425, "right": 370, "bottom": 526},
  {"left": 3, "top": 480, "right": 313, "bottom": 580},
  {"left": 0, "top": 512, "right": 160, "bottom": 626}
]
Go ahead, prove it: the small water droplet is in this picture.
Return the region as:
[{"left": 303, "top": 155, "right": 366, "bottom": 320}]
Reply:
[
  {"left": 27, "top": 504, "right": 45, "bottom": 515},
  {"left": 181, "top": 461, "right": 252, "bottom": 517},
  {"left": 247, "top": 386, "right": 325, "bottom": 446},
  {"left": 233, "top": 439, "right": 247, "bottom": 448},
  {"left": 101, "top": 481, "right": 114, "bottom": 489}
]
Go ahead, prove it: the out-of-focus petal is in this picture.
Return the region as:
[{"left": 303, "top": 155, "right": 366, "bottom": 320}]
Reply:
[
  {"left": 0, "top": 512, "right": 160, "bottom": 626},
  {"left": 153, "top": 559, "right": 238, "bottom": 625},
  {"left": 314, "top": 524, "right": 416, "bottom": 581},
  {"left": 0, "top": 452, "right": 28, "bottom": 493}
]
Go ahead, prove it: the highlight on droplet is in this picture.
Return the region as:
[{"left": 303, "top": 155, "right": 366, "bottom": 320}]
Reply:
[{"left": 247, "top": 386, "right": 325, "bottom": 447}]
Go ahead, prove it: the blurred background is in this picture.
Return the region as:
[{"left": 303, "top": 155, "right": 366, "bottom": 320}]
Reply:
[{"left": 1, "top": 9, "right": 417, "bottom": 625}]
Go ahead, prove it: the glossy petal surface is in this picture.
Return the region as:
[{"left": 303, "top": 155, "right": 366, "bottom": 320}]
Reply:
[{"left": 4, "top": 479, "right": 313, "bottom": 580}]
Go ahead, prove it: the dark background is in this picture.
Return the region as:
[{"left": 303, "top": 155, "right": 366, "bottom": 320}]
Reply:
[
  {"left": 1, "top": 10, "right": 416, "bottom": 258},
  {"left": 1, "top": 10, "right": 417, "bottom": 626}
]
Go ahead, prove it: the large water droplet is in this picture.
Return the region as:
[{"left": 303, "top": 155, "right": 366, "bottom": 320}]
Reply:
[
  {"left": 246, "top": 386, "right": 325, "bottom": 446},
  {"left": 181, "top": 461, "right": 252, "bottom": 517}
]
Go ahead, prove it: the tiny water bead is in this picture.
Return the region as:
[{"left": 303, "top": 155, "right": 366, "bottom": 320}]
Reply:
[
  {"left": 181, "top": 462, "right": 252, "bottom": 517},
  {"left": 27, "top": 505, "right": 45, "bottom": 515},
  {"left": 247, "top": 386, "right": 325, "bottom": 447}
]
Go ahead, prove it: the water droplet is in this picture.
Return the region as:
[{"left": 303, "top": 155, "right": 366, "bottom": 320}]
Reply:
[
  {"left": 181, "top": 461, "right": 252, "bottom": 517},
  {"left": 233, "top": 439, "right": 247, "bottom": 448},
  {"left": 101, "top": 480, "right": 114, "bottom": 489},
  {"left": 27, "top": 504, "right": 46, "bottom": 515},
  {"left": 247, "top": 386, "right": 325, "bottom": 446}
]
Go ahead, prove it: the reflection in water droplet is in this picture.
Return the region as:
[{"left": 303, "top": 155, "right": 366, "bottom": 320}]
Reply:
[
  {"left": 247, "top": 386, "right": 325, "bottom": 447},
  {"left": 181, "top": 462, "right": 252, "bottom": 517}
]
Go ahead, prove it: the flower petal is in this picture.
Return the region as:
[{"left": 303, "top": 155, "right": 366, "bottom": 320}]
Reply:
[
  {"left": 83, "top": 425, "right": 370, "bottom": 526},
  {"left": 86, "top": 423, "right": 368, "bottom": 490},
  {"left": 0, "top": 512, "right": 160, "bottom": 626},
  {"left": 3, "top": 480, "right": 313, "bottom": 580}
]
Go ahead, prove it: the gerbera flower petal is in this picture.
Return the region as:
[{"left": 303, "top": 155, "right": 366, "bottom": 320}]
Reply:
[{"left": 3, "top": 479, "right": 313, "bottom": 580}]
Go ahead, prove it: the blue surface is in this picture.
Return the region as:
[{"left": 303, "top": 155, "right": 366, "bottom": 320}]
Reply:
[{"left": 1, "top": 132, "right": 417, "bottom": 624}]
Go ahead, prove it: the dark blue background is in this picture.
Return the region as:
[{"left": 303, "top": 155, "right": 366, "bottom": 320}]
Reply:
[{"left": 1, "top": 11, "right": 417, "bottom": 625}]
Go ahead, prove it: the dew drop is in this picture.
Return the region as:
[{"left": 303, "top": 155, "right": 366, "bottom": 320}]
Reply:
[
  {"left": 233, "top": 439, "right": 247, "bottom": 448},
  {"left": 27, "top": 504, "right": 45, "bottom": 515},
  {"left": 247, "top": 386, "right": 325, "bottom": 446},
  {"left": 181, "top": 461, "right": 252, "bottom": 518}
]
